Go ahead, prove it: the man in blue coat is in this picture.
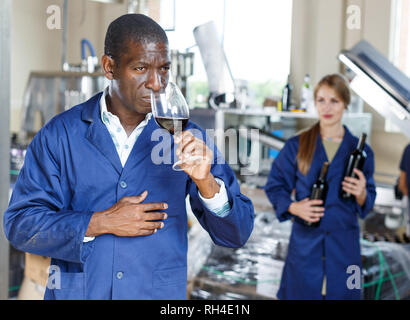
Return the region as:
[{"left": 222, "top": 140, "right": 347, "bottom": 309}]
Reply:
[{"left": 3, "top": 14, "right": 254, "bottom": 300}]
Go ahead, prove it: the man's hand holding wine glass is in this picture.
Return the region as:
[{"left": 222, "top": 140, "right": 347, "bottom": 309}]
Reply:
[
  {"left": 150, "top": 82, "right": 222, "bottom": 199},
  {"left": 175, "top": 131, "right": 221, "bottom": 199}
]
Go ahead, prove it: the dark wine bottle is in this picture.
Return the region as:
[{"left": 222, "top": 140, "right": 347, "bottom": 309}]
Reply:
[
  {"left": 341, "top": 133, "right": 367, "bottom": 199},
  {"left": 305, "top": 162, "right": 329, "bottom": 228},
  {"left": 282, "top": 75, "right": 292, "bottom": 111},
  {"left": 155, "top": 117, "right": 189, "bottom": 134}
]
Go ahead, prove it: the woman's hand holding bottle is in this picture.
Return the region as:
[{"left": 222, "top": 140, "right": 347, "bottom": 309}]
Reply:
[
  {"left": 341, "top": 168, "right": 367, "bottom": 206},
  {"left": 288, "top": 198, "right": 325, "bottom": 224}
]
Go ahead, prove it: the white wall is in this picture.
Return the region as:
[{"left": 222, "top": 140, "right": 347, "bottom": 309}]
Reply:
[{"left": 290, "top": 0, "right": 345, "bottom": 100}]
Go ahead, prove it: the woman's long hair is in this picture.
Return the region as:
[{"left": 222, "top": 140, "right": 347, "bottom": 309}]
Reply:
[{"left": 296, "top": 74, "right": 351, "bottom": 175}]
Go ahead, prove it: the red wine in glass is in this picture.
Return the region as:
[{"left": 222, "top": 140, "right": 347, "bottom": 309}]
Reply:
[
  {"left": 154, "top": 117, "right": 189, "bottom": 135},
  {"left": 151, "top": 82, "right": 201, "bottom": 171}
]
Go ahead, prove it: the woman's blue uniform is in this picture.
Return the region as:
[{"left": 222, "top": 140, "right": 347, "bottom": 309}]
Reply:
[{"left": 265, "top": 126, "right": 376, "bottom": 300}]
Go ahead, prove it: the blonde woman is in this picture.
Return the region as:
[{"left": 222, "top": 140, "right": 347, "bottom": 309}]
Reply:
[{"left": 265, "top": 74, "right": 376, "bottom": 300}]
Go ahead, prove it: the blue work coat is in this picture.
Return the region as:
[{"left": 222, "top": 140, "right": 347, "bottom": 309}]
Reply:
[
  {"left": 4, "top": 93, "right": 254, "bottom": 300},
  {"left": 265, "top": 126, "right": 376, "bottom": 300}
]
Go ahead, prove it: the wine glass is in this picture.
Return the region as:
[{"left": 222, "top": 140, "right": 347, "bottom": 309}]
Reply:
[{"left": 150, "top": 81, "right": 202, "bottom": 171}]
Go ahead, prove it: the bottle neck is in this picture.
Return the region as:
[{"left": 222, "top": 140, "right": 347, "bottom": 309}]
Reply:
[
  {"left": 357, "top": 133, "right": 367, "bottom": 151},
  {"left": 319, "top": 162, "right": 329, "bottom": 180}
]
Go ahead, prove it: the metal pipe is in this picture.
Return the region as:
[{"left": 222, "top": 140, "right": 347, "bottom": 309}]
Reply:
[
  {"left": 62, "top": 0, "right": 68, "bottom": 71},
  {"left": 0, "top": 0, "right": 11, "bottom": 300},
  {"left": 81, "top": 39, "right": 96, "bottom": 60},
  {"left": 238, "top": 127, "right": 285, "bottom": 151}
]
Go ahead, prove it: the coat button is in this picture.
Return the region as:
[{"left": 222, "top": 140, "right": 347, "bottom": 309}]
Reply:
[
  {"left": 116, "top": 272, "right": 124, "bottom": 279},
  {"left": 119, "top": 181, "right": 127, "bottom": 189}
]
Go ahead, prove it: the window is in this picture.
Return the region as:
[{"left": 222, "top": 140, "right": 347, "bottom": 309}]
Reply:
[
  {"left": 166, "top": 0, "right": 293, "bottom": 107},
  {"left": 385, "top": 0, "right": 409, "bottom": 132},
  {"left": 390, "top": 0, "right": 410, "bottom": 76}
]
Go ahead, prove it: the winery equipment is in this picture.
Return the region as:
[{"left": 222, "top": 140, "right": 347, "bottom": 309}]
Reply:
[
  {"left": 61, "top": 2, "right": 97, "bottom": 72},
  {"left": 190, "top": 105, "right": 372, "bottom": 187},
  {"left": 193, "top": 21, "right": 236, "bottom": 109},
  {"left": 188, "top": 207, "right": 410, "bottom": 300},
  {"left": 339, "top": 40, "right": 410, "bottom": 232},
  {"left": 170, "top": 50, "right": 194, "bottom": 98},
  {"left": 19, "top": 71, "right": 108, "bottom": 142},
  {"left": 339, "top": 40, "right": 410, "bottom": 138},
  {"left": 19, "top": 1, "right": 107, "bottom": 143}
]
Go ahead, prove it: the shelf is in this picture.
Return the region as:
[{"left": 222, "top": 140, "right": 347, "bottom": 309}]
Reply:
[{"left": 216, "top": 107, "right": 372, "bottom": 120}]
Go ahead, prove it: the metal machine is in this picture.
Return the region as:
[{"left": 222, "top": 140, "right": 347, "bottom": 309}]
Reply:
[
  {"left": 193, "top": 21, "right": 236, "bottom": 109},
  {"left": 170, "top": 50, "right": 195, "bottom": 99},
  {"left": 19, "top": 71, "right": 108, "bottom": 141},
  {"left": 339, "top": 40, "right": 410, "bottom": 138},
  {"left": 19, "top": 0, "right": 107, "bottom": 142},
  {"left": 339, "top": 40, "right": 410, "bottom": 232}
]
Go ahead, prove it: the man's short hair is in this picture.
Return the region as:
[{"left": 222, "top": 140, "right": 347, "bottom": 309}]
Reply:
[{"left": 104, "top": 14, "right": 168, "bottom": 63}]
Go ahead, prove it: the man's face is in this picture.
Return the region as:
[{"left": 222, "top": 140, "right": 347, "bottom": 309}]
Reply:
[{"left": 109, "top": 40, "right": 171, "bottom": 115}]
